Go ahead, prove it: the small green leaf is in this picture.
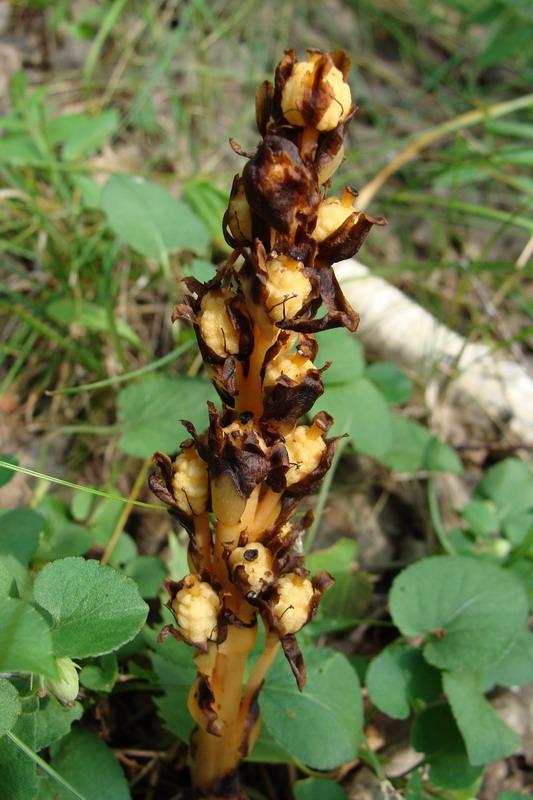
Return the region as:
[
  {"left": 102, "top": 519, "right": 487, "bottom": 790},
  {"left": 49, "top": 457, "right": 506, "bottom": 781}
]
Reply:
[
  {"left": 79, "top": 654, "right": 118, "bottom": 693},
  {"left": 260, "top": 647, "right": 362, "bottom": 770},
  {"left": 294, "top": 779, "right": 347, "bottom": 799},
  {"left": 0, "top": 508, "right": 44, "bottom": 595},
  {"left": 0, "top": 679, "right": 22, "bottom": 736},
  {"left": 34, "top": 697, "right": 83, "bottom": 751},
  {"left": 101, "top": 175, "right": 210, "bottom": 261},
  {"left": 0, "top": 561, "right": 16, "bottom": 597},
  {"left": 324, "top": 378, "right": 393, "bottom": 456},
  {"left": 443, "top": 671, "right": 520, "bottom": 765},
  {"left": 389, "top": 556, "right": 528, "bottom": 671},
  {"left": 411, "top": 704, "right": 483, "bottom": 790},
  {"left": 320, "top": 329, "right": 365, "bottom": 385},
  {"left": 366, "top": 645, "right": 441, "bottom": 719},
  {"left": 461, "top": 500, "right": 499, "bottom": 538},
  {"left": 47, "top": 727, "right": 131, "bottom": 800},
  {"left": 116, "top": 376, "right": 217, "bottom": 458},
  {"left": 124, "top": 556, "right": 167, "bottom": 598},
  {"left": 365, "top": 362, "right": 412, "bottom": 404},
  {"left": 380, "top": 417, "right": 463, "bottom": 474},
  {"left": 478, "top": 458, "right": 533, "bottom": 517},
  {"left": 33, "top": 557, "right": 148, "bottom": 659},
  {"left": 0, "top": 598, "right": 56, "bottom": 677},
  {"left": 150, "top": 638, "right": 197, "bottom": 742},
  {"left": 306, "top": 538, "right": 371, "bottom": 619},
  {"left": 47, "top": 110, "right": 119, "bottom": 160},
  {"left": 34, "top": 497, "right": 92, "bottom": 562},
  {"left": 0, "top": 455, "right": 18, "bottom": 487}
]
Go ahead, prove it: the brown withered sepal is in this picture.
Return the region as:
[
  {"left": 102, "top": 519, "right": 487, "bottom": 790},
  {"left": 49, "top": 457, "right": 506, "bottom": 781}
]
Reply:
[
  {"left": 315, "top": 210, "right": 388, "bottom": 264},
  {"left": 242, "top": 135, "right": 319, "bottom": 234}
]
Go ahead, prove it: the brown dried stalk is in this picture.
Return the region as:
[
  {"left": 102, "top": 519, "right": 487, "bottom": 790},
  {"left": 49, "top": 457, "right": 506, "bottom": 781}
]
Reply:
[{"left": 149, "top": 49, "right": 386, "bottom": 800}]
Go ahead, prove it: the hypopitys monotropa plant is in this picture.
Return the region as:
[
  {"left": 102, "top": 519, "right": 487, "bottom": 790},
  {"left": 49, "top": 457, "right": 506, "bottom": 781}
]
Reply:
[{"left": 149, "top": 49, "right": 386, "bottom": 800}]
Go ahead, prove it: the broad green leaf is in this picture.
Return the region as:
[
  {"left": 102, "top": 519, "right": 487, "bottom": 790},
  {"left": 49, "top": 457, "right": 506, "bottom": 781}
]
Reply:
[
  {"left": 34, "top": 697, "right": 83, "bottom": 751},
  {"left": 248, "top": 722, "right": 293, "bottom": 764},
  {"left": 443, "top": 671, "right": 520, "bottom": 765},
  {"left": 294, "top": 779, "right": 347, "bottom": 799},
  {"left": 319, "top": 329, "right": 365, "bottom": 385},
  {"left": 0, "top": 561, "right": 16, "bottom": 597},
  {"left": 124, "top": 556, "right": 167, "bottom": 598},
  {"left": 366, "top": 645, "right": 441, "bottom": 719},
  {"left": 260, "top": 647, "right": 362, "bottom": 770},
  {"left": 481, "top": 629, "right": 533, "bottom": 691},
  {"left": 46, "top": 299, "right": 143, "bottom": 349},
  {"left": 306, "top": 538, "right": 371, "bottom": 619},
  {"left": 365, "top": 362, "right": 412, "bottom": 404},
  {"left": 116, "top": 376, "right": 217, "bottom": 458},
  {"left": 0, "top": 136, "right": 46, "bottom": 166},
  {"left": 182, "top": 179, "right": 229, "bottom": 242},
  {"left": 101, "top": 175, "right": 210, "bottom": 261},
  {"left": 478, "top": 458, "right": 533, "bottom": 517},
  {"left": 47, "top": 727, "right": 130, "bottom": 800},
  {"left": 380, "top": 417, "right": 462, "bottom": 474},
  {"left": 0, "top": 709, "right": 38, "bottom": 800},
  {"left": 47, "top": 110, "right": 119, "bottom": 160},
  {"left": 324, "top": 378, "right": 393, "bottom": 456},
  {"left": 33, "top": 557, "right": 148, "bottom": 659},
  {"left": 503, "top": 511, "right": 533, "bottom": 546},
  {"left": 183, "top": 258, "right": 215, "bottom": 283},
  {"left": 70, "top": 174, "right": 102, "bottom": 209},
  {"left": 0, "top": 598, "right": 56, "bottom": 677},
  {"left": 461, "top": 499, "right": 499, "bottom": 538},
  {"left": 0, "top": 679, "right": 22, "bottom": 735},
  {"left": 79, "top": 654, "right": 118, "bottom": 693},
  {"left": 0, "top": 454, "right": 18, "bottom": 487},
  {"left": 411, "top": 704, "right": 483, "bottom": 790},
  {"left": 389, "top": 556, "right": 528, "bottom": 671}
]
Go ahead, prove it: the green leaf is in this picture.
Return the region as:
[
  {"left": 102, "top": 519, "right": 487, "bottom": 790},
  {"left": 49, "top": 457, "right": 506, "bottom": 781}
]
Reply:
[
  {"left": 47, "top": 110, "right": 119, "bottom": 160},
  {"left": 0, "top": 598, "right": 57, "bottom": 677},
  {"left": 0, "top": 679, "right": 22, "bottom": 736},
  {"left": 0, "top": 561, "right": 16, "bottom": 597},
  {"left": 79, "top": 653, "right": 118, "bottom": 693},
  {"left": 481, "top": 629, "right": 533, "bottom": 691},
  {"left": 34, "top": 497, "right": 92, "bottom": 562},
  {"left": 247, "top": 722, "right": 293, "bottom": 764},
  {"left": 496, "top": 794, "right": 532, "bottom": 800},
  {"left": 366, "top": 362, "right": 412, "bottom": 404},
  {"left": 46, "top": 727, "right": 131, "bottom": 800},
  {"left": 101, "top": 175, "right": 210, "bottom": 261},
  {"left": 443, "top": 671, "right": 520, "bottom": 765},
  {"left": 294, "top": 779, "right": 347, "bottom": 799},
  {"left": 124, "top": 556, "right": 167, "bottom": 598},
  {"left": 46, "top": 299, "right": 143, "bottom": 349},
  {"left": 324, "top": 378, "right": 393, "bottom": 456},
  {"left": 0, "top": 508, "right": 43, "bottom": 595},
  {"left": 34, "top": 697, "right": 83, "bottom": 752},
  {"left": 461, "top": 499, "right": 499, "bottom": 538},
  {"left": 116, "top": 376, "right": 217, "bottom": 458},
  {"left": 149, "top": 638, "right": 197, "bottom": 742},
  {"left": 305, "top": 538, "right": 371, "bottom": 619},
  {"left": 33, "top": 557, "right": 148, "bottom": 659},
  {"left": 319, "top": 329, "right": 365, "bottom": 385},
  {"left": 411, "top": 704, "right": 483, "bottom": 790},
  {"left": 478, "top": 458, "right": 533, "bottom": 517},
  {"left": 366, "top": 645, "right": 441, "bottom": 719},
  {"left": 0, "top": 710, "right": 38, "bottom": 800},
  {"left": 70, "top": 174, "right": 102, "bottom": 209},
  {"left": 389, "top": 556, "right": 528, "bottom": 671},
  {"left": 0, "top": 454, "right": 18, "bottom": 487},
  {"left": 182, "top": 180, "right": 229, "bottom": 242},
  {"left": 260, "top": 647, "right": 362, "bottom": 770},
  {"left": 380, "top": 417, "right": 462, "bottom": 474}
]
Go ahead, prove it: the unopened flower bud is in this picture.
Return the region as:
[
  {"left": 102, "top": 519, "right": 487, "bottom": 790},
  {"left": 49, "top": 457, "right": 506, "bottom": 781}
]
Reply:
[
  {"left": 284, "top": 422, "right": 326, "bottom": 486},
  {"left": 312, "top": 187, "right": 358, "bottom": 243},
  {"left": 265, "top": 255, "right": 312, "bottom": 325},
  {"left": 171, "top": 574, "right": 220, "bottom": 644},
  {"left": 281, "top": 52, "right": 352, "bottom": 132},
  {"left": 172, "top": 445, "right": 208, "bottom": 516},
  {"left": 197, "top": 289, "right": 242, "bottom": 358},
  {"left": 229, "top": 542, "right": 274, "bottom": 594},
  {"left": 274, "top": 573, "right": 314, "bottom": 635},
  {"left": 43, "top": 657, "right": 80, "bottom": 704}
]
